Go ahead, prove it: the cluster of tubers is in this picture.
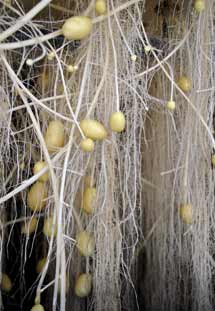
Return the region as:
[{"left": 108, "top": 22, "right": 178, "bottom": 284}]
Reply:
[
  {"left": 28, "top": 0, "right": 206, "bottom": 306},
  {"left": 80, "top": 112, "right": 126, "bottom": 152}
]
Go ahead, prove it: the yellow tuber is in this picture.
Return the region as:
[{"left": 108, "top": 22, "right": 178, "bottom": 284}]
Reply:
[
  {"left": 33, "top": 161, "right": 49, "bottom": 183},
  {"left": 47, "top": 51, "right": 55, "bottom": 61},
  {"left": 179, "top": 204, "right": 193, "bottom": 224},
  {"left": 62, "top": 16, "right": 93, "bottom": 40},
  {"left": 31, "top": 304, "right": 45, "bottom": 311},
  {"left": 131, "top": 54, "right": 137, "bottom": 62},
  {"left": 27, "top": 182, "right": 47, "bottom": 212},
  {"left": 95, "top": 0, "right": 107, "bottom": 15},
  {"left": 76, "top": 231, "right": 94, "bottom": 257},
  {"left": 21, "top": 217, "right": 37, "bottom": 235},
  {"left": 212, "top": 154, "right": 215, "bottom": 167},
  {"left": 109, "top": 111, "right": 126, "bottom": 133},
  {"left": 80, "top": 119, "right": 107, "bottom": 141},
  {"left": 80, "top": 138, "right": 95, "bottom": 152},
  {"left": 36, "top": 257, "right": 47, "bottom": 274},
  {"left": 1, "top": 273, "right": 12, "bottom": 292},
  {"left": 83, "top": 187, "right": 96, "bottom": 214},
  {"left": 66, "top": 64, "right": 78, "bottom": 73},
  {"left": 43, "top": 216, "right": 57, "bottom": 238},
  {"left": 194, "top": 0, "right": 205, "bottom": 13},
  {"left": 177, "top": 76, "right": 191, "bottom": 92},
  {"left": 45, "top": 120, "right": 65, "bottom": 153},
  {"left": 166, "top": 101, "right": 176, "bottom": 111},
  {"left": 144, "top": 45, "right": 151, "bottom": 54},
  {"left": 75, "top": 274, "right": 92, "bottom": 298}
]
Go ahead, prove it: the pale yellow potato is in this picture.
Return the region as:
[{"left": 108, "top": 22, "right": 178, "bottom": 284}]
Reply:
[
  {"left": 194, "top": 0, "right": 205, "bottom": 12},
  {"left": 95, "top": 0, "right": 107, "bottom": 15},
  {"left": 43, "top": 216, "right": 57, "bottom": 238},
  {"left": 33, "top": 161, "right": 49, "bottom": 183},
  {"left": 31, "top": 304, "right": 45, "bottom": 311},
  {"left": 177, "top": 76, "right": 191, "bottom": 92},
  {"left": 1, "top": 273, "right": 12, "bottom": 292},
  {"left": 180, "top": 204, "right": 193, "bottom": 224},
  {"left": 45, "top": 120, "right": 65, "bottom": 153},
  {"left": 27, "top": 182, "right": 47, "bottom": 212},
  {"left": 62, "top": 16, "right": 93, "bottom": 40},
  {"left": 80, "top": 119, "right": 107, "bottom": 141},
  {"left": 21, "top": 217, "right": 37, "bottom": 235},
  {"left": 109, "top": 111, "right": 126, "bottom": 133},
  {"left": 212, "top": 155, "right": 215, "bottom": 166},
  {"left": 75, "top": 273, "right": 92, "bottom": 297},
  {"left": 83, "top": 187, "right": 96, "bottom": 214},
  {"left": 80, "top": 138, "right": 95, "bottom": 152},
  {"left": 166, "top": 101, "right": 176, "bottom": 111},
  {"left": 76, "top": 231, "right": 94, "bottom": 257}
]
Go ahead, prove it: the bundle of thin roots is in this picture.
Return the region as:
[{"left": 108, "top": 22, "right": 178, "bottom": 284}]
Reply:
[{"left": 0, "top": 0, "right": 215, "bottom": 311}]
